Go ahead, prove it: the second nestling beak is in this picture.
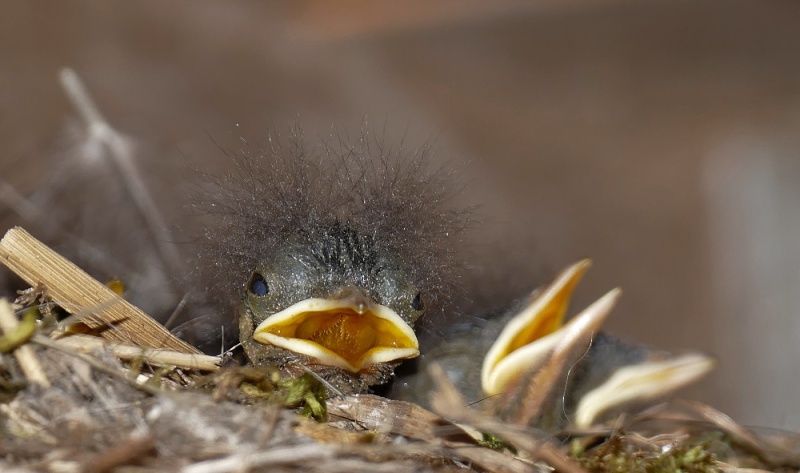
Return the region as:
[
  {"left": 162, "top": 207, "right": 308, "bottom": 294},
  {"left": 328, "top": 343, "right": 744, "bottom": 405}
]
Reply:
[
  {"left": 481, "top": 260, "right": 592, "bottom": 396},
  {"left": 482, "top": 259, "right": 716, "bottom": 428},
  {"left": 252, "top": 295, "right": 419, "bottom": 373}
]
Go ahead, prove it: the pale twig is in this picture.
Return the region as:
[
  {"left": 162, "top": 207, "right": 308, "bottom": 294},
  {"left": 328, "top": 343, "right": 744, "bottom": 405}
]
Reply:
[
  {"left": 181, "top": 444, "right": 333, "bottom": 473},
  {"left": 0, "top": 298, "right": 50, "bottom": 387},
  {"left": 222, "top": 341, "right": 242, "bottom": 356},
  {"left": 54, "top": 333, "right": 220, "bottom": 372},
  {"left": 58, "top": 68, "right": 184, "bottom": 281},
  {"left": 163, "top": 294, "right": 189, "bottom": 330}
]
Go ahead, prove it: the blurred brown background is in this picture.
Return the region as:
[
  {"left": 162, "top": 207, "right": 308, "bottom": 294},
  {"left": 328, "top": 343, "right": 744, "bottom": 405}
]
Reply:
[{"left": 2, "top": 0, "right": 800, "bottom": 430}]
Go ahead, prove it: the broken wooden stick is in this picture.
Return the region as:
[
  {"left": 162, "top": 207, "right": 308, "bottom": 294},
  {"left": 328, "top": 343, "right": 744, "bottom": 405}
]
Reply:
[{"left": 0, "top": 226, "right": 200, "bottom": 354}]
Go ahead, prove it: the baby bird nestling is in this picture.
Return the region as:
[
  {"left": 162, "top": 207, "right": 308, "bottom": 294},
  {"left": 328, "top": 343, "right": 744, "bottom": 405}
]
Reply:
[
  {"left": 197, "top": 129, "right": 469, "bottom": 394},
  {"left": 391, "top": 260, "right": 715, "bottom": 431}
]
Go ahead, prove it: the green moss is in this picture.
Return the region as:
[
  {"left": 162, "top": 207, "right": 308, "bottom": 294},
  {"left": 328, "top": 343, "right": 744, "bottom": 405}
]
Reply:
[
  {"left": 571, "top": 432, "right": 720, "bottom": 473},
  {"left": 0, "top": 308, "right": 37, "bottom": 354},
  {"left": 278, "top": 373, "right": 327, "bottom": 421},
  {"left": 197, "top": 366, "right": 328, "bottom": 421},
  {"left": 478, "top": 432, "right": 518, "bottom": 454}
]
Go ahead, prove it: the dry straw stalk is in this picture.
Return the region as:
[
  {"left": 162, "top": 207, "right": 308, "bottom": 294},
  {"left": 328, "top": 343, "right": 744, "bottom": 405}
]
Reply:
[{"left": 0, "top": 226, "right": 199, "bottom": 354}]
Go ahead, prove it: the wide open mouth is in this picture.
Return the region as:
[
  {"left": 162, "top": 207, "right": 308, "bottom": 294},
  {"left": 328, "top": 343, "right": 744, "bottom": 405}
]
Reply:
[
  {"left": 252, "top": 298, "right": 419, "bottom": 373},
  {"left": 481, "top": 259, "right": 591, "bottom": 395}
]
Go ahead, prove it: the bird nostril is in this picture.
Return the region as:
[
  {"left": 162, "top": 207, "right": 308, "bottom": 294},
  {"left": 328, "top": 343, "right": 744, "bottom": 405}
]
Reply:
[{"left": 330, "top": 286, "right": 372, "bottom": 314}]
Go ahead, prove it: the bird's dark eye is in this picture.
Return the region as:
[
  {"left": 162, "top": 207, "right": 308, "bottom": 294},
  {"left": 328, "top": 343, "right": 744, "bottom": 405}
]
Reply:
[
  {"left": 248, "top": 273, "right": 269, "bottom": 296},
  {"left": 412, "top": 292, "right": 424, "bottom": 311}
]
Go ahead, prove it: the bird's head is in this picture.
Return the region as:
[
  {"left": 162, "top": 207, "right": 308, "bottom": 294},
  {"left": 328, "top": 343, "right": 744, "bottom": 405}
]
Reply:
[
  {"left": 198, "top": 128, "right": 468, "bottom": 393},
  {"left": 240, "top": 224, "right": 426, "bottom": 391}
]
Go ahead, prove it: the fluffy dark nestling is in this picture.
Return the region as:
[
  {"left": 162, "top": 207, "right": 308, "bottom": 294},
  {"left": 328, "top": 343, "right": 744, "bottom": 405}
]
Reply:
[{"left": 195, "top": 128, "right": 470, "bottom": 394}]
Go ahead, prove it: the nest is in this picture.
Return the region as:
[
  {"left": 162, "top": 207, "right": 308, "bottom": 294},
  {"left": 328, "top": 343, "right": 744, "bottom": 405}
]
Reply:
[{"left": 0, "top": 227, "right": 798, "bottom": 473}]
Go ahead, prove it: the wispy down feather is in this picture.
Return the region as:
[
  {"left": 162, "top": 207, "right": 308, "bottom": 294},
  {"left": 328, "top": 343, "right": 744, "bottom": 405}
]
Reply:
[{"left": 193, "top": 127, "right": 472, "bottom": 339}]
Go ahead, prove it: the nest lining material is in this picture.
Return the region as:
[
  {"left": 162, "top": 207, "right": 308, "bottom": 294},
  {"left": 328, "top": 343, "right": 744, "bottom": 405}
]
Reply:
[{"left": 0, "top": 227, "right": 797, "bottom": 473}]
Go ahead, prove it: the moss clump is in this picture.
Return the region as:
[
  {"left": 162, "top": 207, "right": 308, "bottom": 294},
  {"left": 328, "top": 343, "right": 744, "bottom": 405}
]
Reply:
[
  {"left": 0, "top": 308, "right": 37, "bottom": 354},
  {"left": 478, "top": 432, "right": 518, "bottom": 454},
  {"left": 197, "top": 366, "right": 328, "bottom": 421},
  {"left": 571, "top": 432, "right": 720, "bottom": 473}
]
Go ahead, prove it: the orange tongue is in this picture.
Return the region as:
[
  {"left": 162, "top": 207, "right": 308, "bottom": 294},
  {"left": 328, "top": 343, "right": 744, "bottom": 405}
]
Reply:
[{"left": 297, "top": 314, "right": 377, "bottom": 363}]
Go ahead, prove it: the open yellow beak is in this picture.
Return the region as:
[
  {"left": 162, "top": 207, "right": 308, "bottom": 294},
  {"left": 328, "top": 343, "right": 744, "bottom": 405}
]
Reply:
[
  {"left": 253, "top": 298, "right": 419, "bottom": 373},
  {"left": 574, "top": 352, "right": 715, "bottom": 427},
  {"left": 481, "top": 259, "right": 592, "bottom": 395}
]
